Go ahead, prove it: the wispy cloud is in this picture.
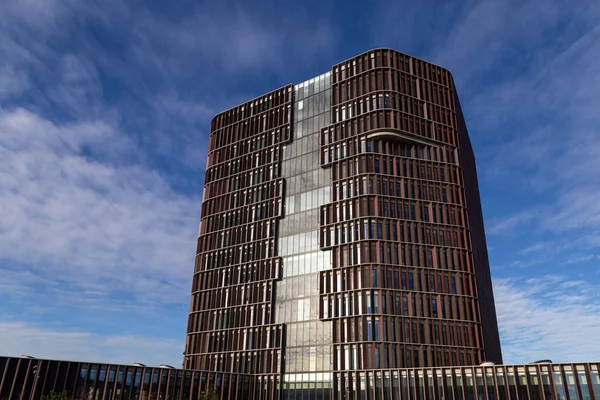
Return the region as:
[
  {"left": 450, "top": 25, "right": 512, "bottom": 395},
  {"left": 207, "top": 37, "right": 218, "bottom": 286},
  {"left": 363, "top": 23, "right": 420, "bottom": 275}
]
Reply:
[
  {"left": 486, "top": 211, "right": 537, "bottom": 235},
  {"left": 0, "top": 321, "right": 182, "bottom": 366},
  {"left": 566, "top": 254, "right": 600, "bottom": 265},
  {"left": 495, "top": 275, "right": 600, "bottom": 363},
  {"left": 0, "top": 108, "right": 199, "bottom": 304}
]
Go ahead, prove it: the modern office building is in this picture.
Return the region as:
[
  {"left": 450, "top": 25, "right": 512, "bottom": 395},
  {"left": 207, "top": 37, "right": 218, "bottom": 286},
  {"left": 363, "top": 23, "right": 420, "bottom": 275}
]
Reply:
[{"left": 183, "top": 48, "right": 502, "bottom": 398}]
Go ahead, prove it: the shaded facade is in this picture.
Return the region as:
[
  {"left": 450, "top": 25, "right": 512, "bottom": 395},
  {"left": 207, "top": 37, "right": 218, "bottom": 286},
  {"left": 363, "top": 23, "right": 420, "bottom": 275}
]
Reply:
[
  {"left": 184, "top": 48, "right": 503, "bottom": 398},
  {"left": 2, "top": 356, "right": 600, "bottom": 400}
]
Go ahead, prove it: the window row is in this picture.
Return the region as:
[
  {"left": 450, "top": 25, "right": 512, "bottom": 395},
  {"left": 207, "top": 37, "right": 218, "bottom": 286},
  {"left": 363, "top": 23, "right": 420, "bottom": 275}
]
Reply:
[
  {"left": 419, "top": 78, "right": 456, "bottom": 110},
  {"left": 332, "top": 68, "right": 419, "bottom": 104},
  {"left": 322, "top": 124, "right": 457, "bottom": 160},
  {"left": 275, "top": 297, "right": 318, "bottom": 323},
  {"left": 324, "top": 149, "right": 460, "bottom": 187},
  {"left": 294, "top": 91, "right": 331, "bottom": 123},
  {"left": 201, "top": 181, "right": 283, "bottom": 217},
  {"left": 285, "top": 187, "right": 329, "bottom": 216},
  {"left": 320, "top": 219, "right": 469, "bottom": 249},
  {"left": 276, "top": 273, "right": 320, "bottom": 301},
  {"left": 322, "top": 197, "right": 465, "bottom": 228},
  {"left": 190, "top": 349, "right": 281, "bottom": 375},
  {"left": 196, "top": 239, "right": 276, "bottom": 266},
  {"left": 188, "top": 304, "right": 274, "bottom": 333},
  {"left": 294, "top": 72, "right": 331, "bottom": 100},
  {"left": 361, "top": 138, "right": 457, "bottom": 162},
  {"left": 333, "top": 317, "right": 479, "bottom": 349},
  {"left": 191, "top": 258, "right": 280, "bottom": 288},
  {"left": 279, "top": 231, "right": 319, "bottom": 257},
  {"left": 210, "top": 105, "right": 291, "bottom": 151},
  {"left": 333, "top": 343, "right": 479, "bottom": 372},
  {"left": 205, "top": 163, "right": 279, "bottom": 195},
  {"left": 285, "top": 320, "right": 333, "bottom": 348},
  {"left": 323, "top": 177, "right": 462, "bottom": 211},
  {"left": 320, "top": 290, "right": 476, "bottom": 321},
  {"left": 285, "top": 345, "right": 331, "bottom": 373},
  {"left": 206, "top": 146, "right": 280, "bottom": 188},
  {"left": 379, "top": 198, "right": 464, "bottom": 225},
  {"left": 325, "top": 242, "right": 473, "bottom": 273},
  {"left": 198, "top": 220, "right": 275, "bottom": 252},
  {"left": 333, "top": 156, "right": 462, "bottom": 198},
  {"left": 334, "top": 92, "right": 418, "bottom": 122},
  {"left": 284, "top": 169, "right": 328, "bottom": 198},
  {"left": 334, "top": 91, "right": 455, "bottom": 125},
  {"left": 190, "top": 325, "right": 283, "bottom": 354},
  {"left": 281, "top": 151, "right": 322, "bottom": 183},
  {"left": 320, "top": 265, "right": 471, "bottom": 294},
  {"left": 332, "top": 49, "right": 450, "bottom": 87},
  {"left": 190, "top": 281, "right": 274, "bottom": 311},
  {"left": 280, "top": 251, "right": 331, "bottom": 278},
  {"left": 332, "top": 364, "right": 600, "bottom": 400},
  {"left": 207, "top": 127, "right": 290, "bottom": 169},
  {"left": 212, "top": 86, "right": 291, "bottom": 130},
  {"left": 294, "top": 112, "right": 331, "bottom": 140},
  {"left": 278, "top": 208, "right": 320, "bottom": 239},
  {"left": 322, "top": 242, "right": 474, "bottom": 274},
  {"left": 200, "top": 201, "right": 279, "bottom": 235},
  {"left": 283, "top": 130, "right": 320, "bottom": 160},
  {"left": 1, "top": 359, "right": 270, "bottom": 400},
  {"left": 323, "top": 113, "right": 446, "bottom": 163}
]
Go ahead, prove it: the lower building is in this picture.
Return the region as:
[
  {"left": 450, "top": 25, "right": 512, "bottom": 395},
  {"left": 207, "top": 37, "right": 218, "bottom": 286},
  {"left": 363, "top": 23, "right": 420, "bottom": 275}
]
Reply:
[{"left": 2, "top": 355, "right": 599, "bottom": 399}]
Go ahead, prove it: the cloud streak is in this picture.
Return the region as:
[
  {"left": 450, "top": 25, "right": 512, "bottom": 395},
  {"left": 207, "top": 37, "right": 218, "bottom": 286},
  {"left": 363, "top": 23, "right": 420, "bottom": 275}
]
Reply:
[
  {"left": 495, "top": 275, "right": 600, "bottom": 363},
  {"left": 0, "top": 108, "right": 200, "bottom": 304},
  {"left": 0, "top": 321, "right": 182, "bottom": 366}
]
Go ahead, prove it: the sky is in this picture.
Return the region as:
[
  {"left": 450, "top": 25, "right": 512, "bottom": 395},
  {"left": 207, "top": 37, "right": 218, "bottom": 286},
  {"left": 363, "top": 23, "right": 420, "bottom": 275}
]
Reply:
[{"left": 1, "top": 0, "right": 600, "bottom": 367}]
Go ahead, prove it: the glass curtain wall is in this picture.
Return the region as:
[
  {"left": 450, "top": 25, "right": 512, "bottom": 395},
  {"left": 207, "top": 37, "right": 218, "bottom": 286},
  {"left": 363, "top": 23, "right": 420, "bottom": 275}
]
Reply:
[{"left": 276, "top": 72, "right": 333, "bottom": 400}]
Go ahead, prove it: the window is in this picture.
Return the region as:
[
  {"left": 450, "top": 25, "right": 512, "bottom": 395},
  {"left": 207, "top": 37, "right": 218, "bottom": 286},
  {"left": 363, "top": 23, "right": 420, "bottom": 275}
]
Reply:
[{"left": 372, "top": 269, "right": 378, "bottom": 287}]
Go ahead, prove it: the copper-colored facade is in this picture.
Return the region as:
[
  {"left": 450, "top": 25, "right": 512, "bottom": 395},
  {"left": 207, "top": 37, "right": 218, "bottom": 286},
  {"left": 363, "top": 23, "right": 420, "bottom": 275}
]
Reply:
[
  {"left": 3, "top": 356, "right": 600, "bottom": 399},
  {"left": 184, "top": 84, "right": 293, "bottom": 398},
  {"left": 183, "top": 48, "right": 503, "bottom": 398}
]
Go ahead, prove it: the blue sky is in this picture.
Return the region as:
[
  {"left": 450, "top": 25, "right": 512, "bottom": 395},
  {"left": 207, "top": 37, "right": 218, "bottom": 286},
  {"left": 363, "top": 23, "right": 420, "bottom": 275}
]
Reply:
[{"left": 1, "top": 0, "right": 600, "bottom": 366}]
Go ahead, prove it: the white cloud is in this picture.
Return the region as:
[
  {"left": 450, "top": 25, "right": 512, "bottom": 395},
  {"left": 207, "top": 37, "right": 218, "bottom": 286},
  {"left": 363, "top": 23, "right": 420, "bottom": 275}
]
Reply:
[
  {"left": 125, "top": 2, "right": 337, "bottom": 78},
  {"left": 486, "top": 211, "right": 537, "bottom": 235},
  {"left": 0, "top": 65, "right": 30, "bottom": 99},
  {"left": 445, "top": 3, "right": 600, "bottom": 264},
  {"left": 495, "top": 275, "right": 600, "bottom": 363},
  {"left": 0, "top": 107, "right": 199, "bottom": 305},
  {"left": 0, "top": 321, "right": 182, "bottom": 366},
  {"left": 566, "top": 254, "right": 600, "bottom": 264}
]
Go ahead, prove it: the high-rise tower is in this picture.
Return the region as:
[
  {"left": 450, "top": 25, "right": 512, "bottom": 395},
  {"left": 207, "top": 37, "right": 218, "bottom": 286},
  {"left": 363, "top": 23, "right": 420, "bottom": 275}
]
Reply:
[{"left": 185, "top": 48, "right": 502, "bottom": 399}]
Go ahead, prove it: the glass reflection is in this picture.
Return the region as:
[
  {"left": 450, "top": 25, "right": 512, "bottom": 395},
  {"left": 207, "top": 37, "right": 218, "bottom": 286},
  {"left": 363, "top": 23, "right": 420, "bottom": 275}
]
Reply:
[{"left": 279, "top": 72, "right": 332, "bottom": 394}]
